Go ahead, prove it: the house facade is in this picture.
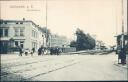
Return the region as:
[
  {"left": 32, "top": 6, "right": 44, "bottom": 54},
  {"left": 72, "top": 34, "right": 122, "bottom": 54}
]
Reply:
[{"left": 0, "top": 19, "right": 46, "bottom": 54}]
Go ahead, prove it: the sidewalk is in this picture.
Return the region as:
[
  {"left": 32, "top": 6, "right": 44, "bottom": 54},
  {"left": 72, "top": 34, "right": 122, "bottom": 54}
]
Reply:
[{"left": 113, "top": 60, "right": 128, "bottom": 69}]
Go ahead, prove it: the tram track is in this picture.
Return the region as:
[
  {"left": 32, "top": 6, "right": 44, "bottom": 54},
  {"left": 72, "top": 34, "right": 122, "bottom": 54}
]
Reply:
[
  {"left": 26, "top": 61, "right": 80, "bottom": 81},
  {"left": 1, "top": 55, "right": 61, "bottom": 69},
  {"left": 1, "top": 59, "right": 80, "bottom": 81},
  {"left": 1, "top": 56, "right": 78, "bottom": 78},
  {"left": 1, "top": 56, "right": 49, "bottom": 65},
  {"left": 1, "top": 58, "right": 52, "bottom": 69}
]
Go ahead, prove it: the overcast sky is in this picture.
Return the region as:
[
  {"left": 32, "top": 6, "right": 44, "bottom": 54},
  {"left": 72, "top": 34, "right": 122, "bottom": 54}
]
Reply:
[{"left": 0, "top": 0, "right": 127, "bottom": 46}]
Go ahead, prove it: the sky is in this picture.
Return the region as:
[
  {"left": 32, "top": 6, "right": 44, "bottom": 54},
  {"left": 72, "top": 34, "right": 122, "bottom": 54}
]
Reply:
[{"left": 0, "top": 0, "right": 127, "bottom": 46}]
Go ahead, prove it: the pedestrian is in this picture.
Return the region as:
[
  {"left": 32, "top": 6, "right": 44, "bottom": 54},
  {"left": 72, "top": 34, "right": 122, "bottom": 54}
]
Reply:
[
  {"left": 56, "top": 48, "right": 59, "bottom": 55},
  {"left": 31, "top": 47, "right": 35, "bottom": 56},
  {"left": 118, "top": 49, "right": 121, "bottom": 64},
  {"left": 120, "top": 48, "right": 126, "bottom": 65},
  {"left": 19, "top": 46, "right": 23, "bottom": 56},
  {"left": 38, "top": 47, "right": 42, "bottom": 56},
  {"left": 24, "top": 49, "right": 29, "bottom": 56},
  {"left": 50, "top": 47, "right": 53, "bottom": 55},
  {"left": 41, "top": 47, "right": 44, "bottom": 55}
]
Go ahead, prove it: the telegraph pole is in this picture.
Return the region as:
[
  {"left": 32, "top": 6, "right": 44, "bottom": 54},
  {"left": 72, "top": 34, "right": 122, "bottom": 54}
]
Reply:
[
  {"left": 121, "top": 0, "right": 124, "bottom": 49},
  {"left": 120, "top": 0, "right": 126, "bottom": 64},
  {"left": 127, "top": 0, "right": 128, "bottom": 36},
  {"left": 46, "top": 0, "right": 48, "bottom": 47}
]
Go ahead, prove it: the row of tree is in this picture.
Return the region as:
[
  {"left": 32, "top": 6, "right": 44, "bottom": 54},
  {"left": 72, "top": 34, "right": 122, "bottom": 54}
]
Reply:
[{"left": 70, "top": 28, "right": 96, "bottom": 51}]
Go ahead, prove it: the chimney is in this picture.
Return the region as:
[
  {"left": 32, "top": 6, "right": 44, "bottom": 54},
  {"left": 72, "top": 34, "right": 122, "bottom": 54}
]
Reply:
[{"left": 23, "top": 18, "right": 25, "bottom": 21}]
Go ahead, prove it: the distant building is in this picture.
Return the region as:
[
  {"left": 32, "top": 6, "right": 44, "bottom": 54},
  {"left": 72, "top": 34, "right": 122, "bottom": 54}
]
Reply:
[
  {"left": 0, "top": 19, "right": 46, "bottom": 54},
  {"left": 50, "top": 34, "right": 69, "bottom": 48}
]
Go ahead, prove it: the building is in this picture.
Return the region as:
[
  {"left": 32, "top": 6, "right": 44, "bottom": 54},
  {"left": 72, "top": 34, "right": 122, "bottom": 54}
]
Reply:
[
  {"left": 95, "top": 40, "right": 105, "bottom": 50},
  {"left": 0, "top": 19, "right": 46, "bottom": 54},
  {"left": 50, "top": 34, "right": 69, "bottom": 48},
  {"left": 116, "top": 33, "right": 128, "bottom": 54}
]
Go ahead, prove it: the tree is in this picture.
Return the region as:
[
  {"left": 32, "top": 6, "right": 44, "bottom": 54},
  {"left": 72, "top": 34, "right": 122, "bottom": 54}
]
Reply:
[
  {"left": 70, "top": 40, "right": 77, "bottom": 47},
  {"left": 75, "top": 28, "right": 96, "bottom": 51}
]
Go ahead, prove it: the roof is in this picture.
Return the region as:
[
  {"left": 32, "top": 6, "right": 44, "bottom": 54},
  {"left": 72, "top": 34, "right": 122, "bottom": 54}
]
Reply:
[
  {"left": 0, "top": 19, "right": 48, "bottom": 34},
  {"left": 0, "top": 19, "right": 38, "bottom": 27}
]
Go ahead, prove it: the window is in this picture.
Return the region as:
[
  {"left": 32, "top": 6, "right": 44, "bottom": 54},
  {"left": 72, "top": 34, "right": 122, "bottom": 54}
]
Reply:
[
  {"left": 4, "top": 29, "right": 8, "bottom": 37},
  {"left": 32, "top": 42, "right": 34, "bottom": 48},
  {"left": 0, "top": 29, "right": 3, "bottom": 37},
  {"left": 14, "top": 28, "right": 24, "bottom": 37},
  {"left": 34, "top": 31, "right": 35, "bottom": 37},
  {"left": 0, "top": 28, "right": 8, "bottom": 37},
  {"left": 35, "top": 32, "right": 37, "bottom": 38},
  {"left": 20, "top": 28, "right": 24, "bottom": 36},
  {"left": 15, "top": 28, "right": 19, "bottom": 36},
  {"left": 15, "top": 41, "right": 18, "bottom": 47},
  {"left": 16, "top": 22, "right": 18, "bottom": 24},
  {"left": 20, "top": 41, "right": 24, "bottom": 48},
  {"left": 32, "top": 30, "right": 37, "bottom": 38},
  {"left": 32, "top": 42, "right": 37, "bottom": 49},
  {"left": 32, "top": 30, "right": 34, "bottom": 37},
  {"left": 0, "top": 21, "right": 3, "bottom": 24},
  {"left": 37, "top": 33, "right": 38, "bottom": 38}
]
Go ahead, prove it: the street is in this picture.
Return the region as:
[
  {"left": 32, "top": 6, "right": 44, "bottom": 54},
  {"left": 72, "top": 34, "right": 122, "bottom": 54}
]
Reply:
[{"left": 1, "top": 52, "right": 127, "bottom": 81}]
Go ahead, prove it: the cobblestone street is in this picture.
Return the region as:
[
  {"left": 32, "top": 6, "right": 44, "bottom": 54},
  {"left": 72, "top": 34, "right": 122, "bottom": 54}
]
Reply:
[{"left": 1, "top": 52, "right": 127, "bottom": 81}]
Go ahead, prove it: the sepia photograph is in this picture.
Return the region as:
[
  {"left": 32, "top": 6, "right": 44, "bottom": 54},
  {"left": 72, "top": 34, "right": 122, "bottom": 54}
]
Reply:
[{"left": 0, "top": 0, "right": 128, "bottom": 81}]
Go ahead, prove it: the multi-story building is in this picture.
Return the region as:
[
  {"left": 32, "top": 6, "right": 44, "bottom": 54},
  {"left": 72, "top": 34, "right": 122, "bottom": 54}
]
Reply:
[{"left": 0, "top": 19, "right": 46, "bottom": 54}]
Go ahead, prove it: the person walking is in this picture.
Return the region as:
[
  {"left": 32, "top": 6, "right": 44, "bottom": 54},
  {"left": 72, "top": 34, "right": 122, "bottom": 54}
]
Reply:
[
  {"left": 31, "top": 47, "right": 35, "bottom": 56},
  {"left": 50, "top": 47, "right": 53, "bottom": 55},
  {"left": 38, "top": 47, "right": 42, "bottom": 56},
  {"left": 120, "top": 48, "right": 126, "bottom": 65},
  {"left": 24, "top": 49, "right": 29, "bottom": 56},
  {"left": 19, "top": 46, "right": 23, "bottom": 56}
]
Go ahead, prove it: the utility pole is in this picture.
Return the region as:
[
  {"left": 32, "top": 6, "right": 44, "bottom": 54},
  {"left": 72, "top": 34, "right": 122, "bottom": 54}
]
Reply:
[
  {"left": 46, "top": 0, "right": 48, "bottom": 48},
  {"left": 127, "top": 0, "right": 128, "bottom": 36},
  {"left": 121, "top": 0, "right": 124, "bottom": 49},
  {"left": 120, "top": 0, "right": 126, "bottom": 64}
]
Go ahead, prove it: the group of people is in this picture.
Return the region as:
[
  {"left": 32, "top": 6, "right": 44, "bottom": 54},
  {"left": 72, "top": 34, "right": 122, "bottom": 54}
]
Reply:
[
  {"left": 19, "top": 47, "right": 35, "bottom": 56},
  {"left": 50, "top": 47, "right": 61, "bottom": 55},
  {"left": 38, "top": 47, "right": 62, "bottom": 56},
  {"left": 38, "top": 46, "right": 46, "bottom": 56},
  {"left": 18, "top": 46, "right": 62, "bottom": 56}
]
